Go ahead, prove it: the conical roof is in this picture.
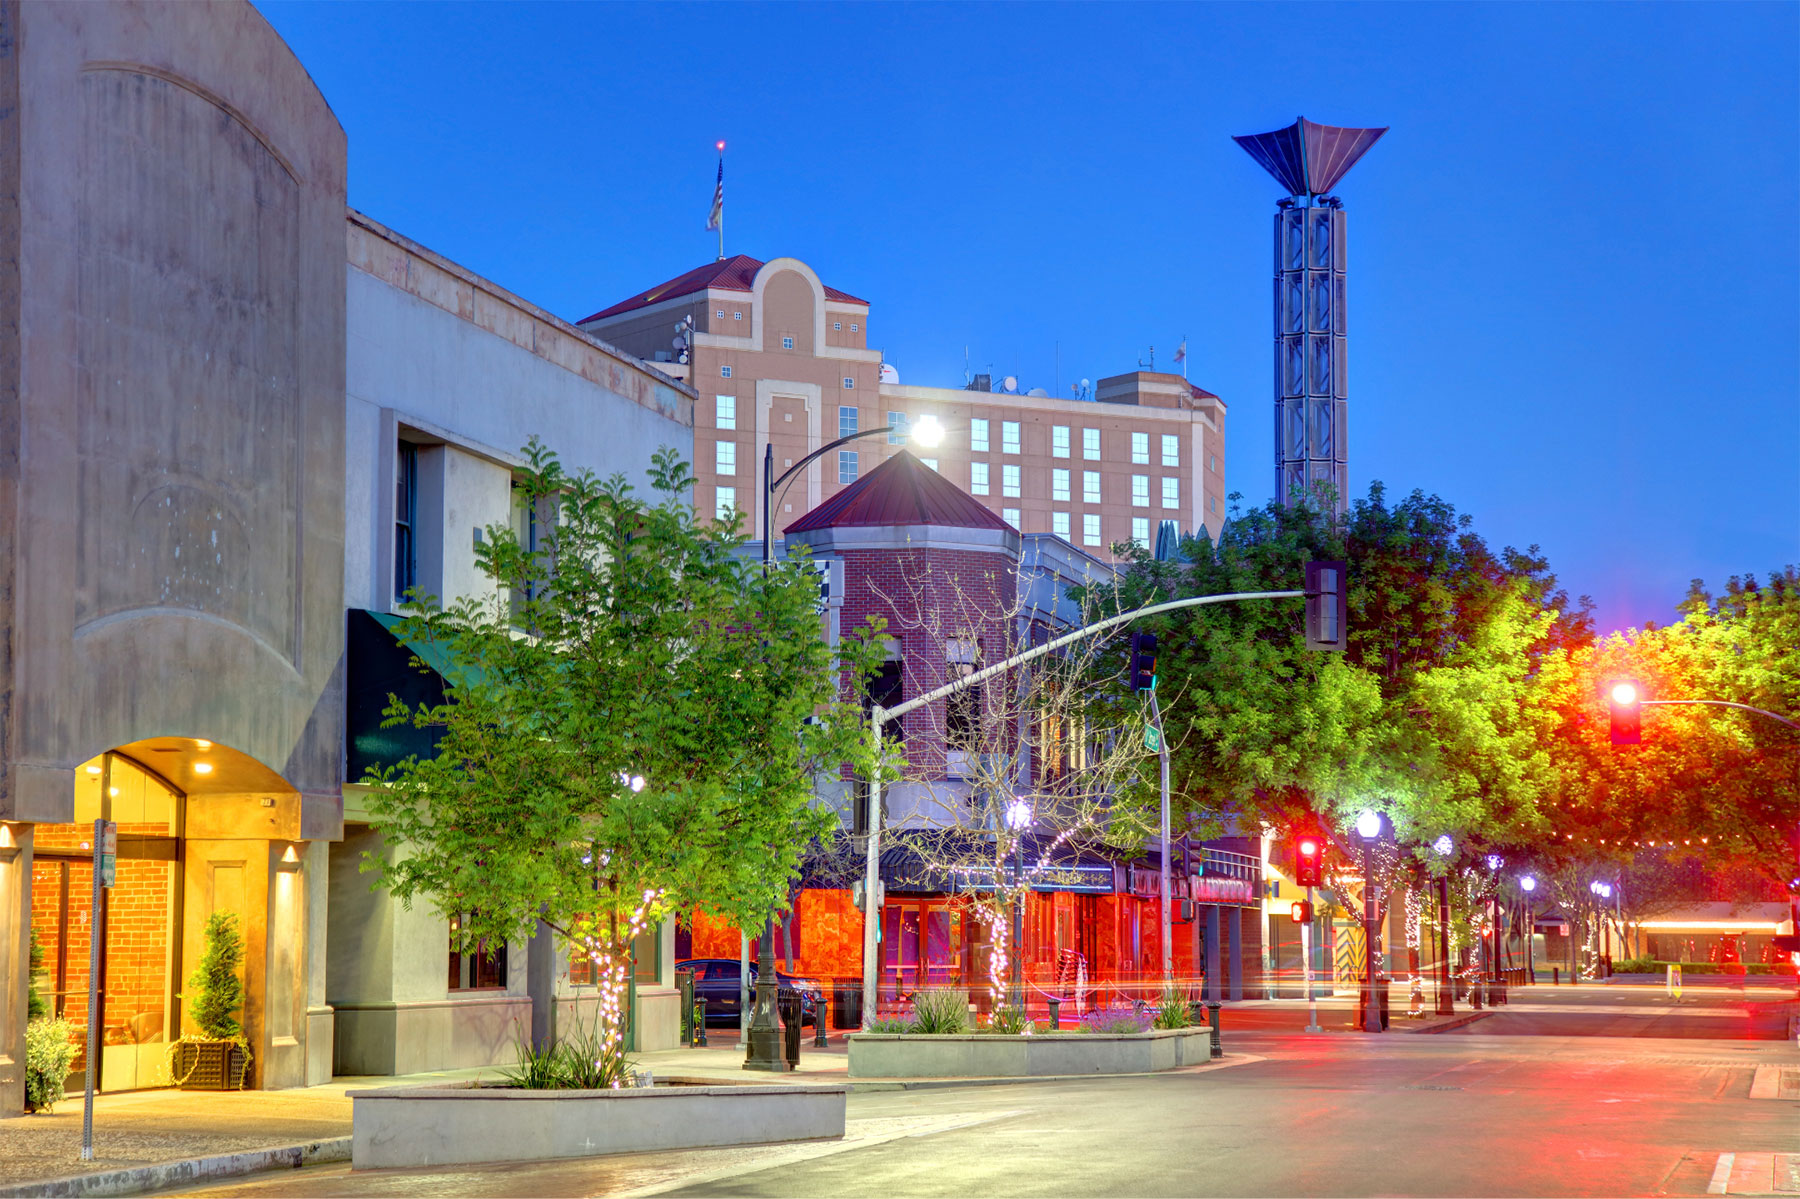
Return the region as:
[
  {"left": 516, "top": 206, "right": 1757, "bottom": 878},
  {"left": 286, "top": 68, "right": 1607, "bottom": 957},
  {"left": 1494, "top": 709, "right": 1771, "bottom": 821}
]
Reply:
[{"left": 786, "top": 450, "right": 1010, "bottom": 534}]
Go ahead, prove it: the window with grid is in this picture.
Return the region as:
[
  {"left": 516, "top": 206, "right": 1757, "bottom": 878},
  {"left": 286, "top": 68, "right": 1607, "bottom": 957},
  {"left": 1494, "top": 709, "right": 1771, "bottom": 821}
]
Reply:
[
  {"left": 843, "top": 376, "right": 855, "bottom": 389},
  {"left": 839, "top": 450, "right": 858, "bottom": 483},
  {"left": 1132, "top": 517, "right": 1150, "bottom": 546},
  {"left": 715, "top": 440, "right": 736, "bottom": 476},
  {"left": 1083, "top": 428, "right": 1100, "bottom": 460},
  {"left": 839, "top": 405, "right": 859, "bottom": 438},
  {"left": 888, "top": 412, "right": 909, "bottom": 444},
  {"left": 1052, "top": 426, "right": 1070, "bottom": 458},
  {"left": 1132, "top": 475, "right": 1149, "bottom": 507},
  {"left": 1131, "top": 432, "right": 1149, "bottom": 464},
  {"left": 1162, "top": 477, "right": 1179, "bottom": 509},
  {"left": 1083, "top": 471, "right": 1101, "bottom": 504},
  {"left": 1002, "top": 508, "right": 1020, "bottom": 528},
  {"left": 782, "top": 335, "right": 794, "bottom": 349},
  {"left": 394, "top": 441, "right": 417, "bottom": 603},
  {"left": 1002, "top": 421, "right": 1021, "bottom": 454},
  {"left": 1083, "top": 514, "right": 1101, "bottom": 547},
  {"left": 715, "top": 395, "right": 736, "bottom": 429},
  {"left": 970, "top": 419, "right": 989, "bottom": 452},
  {"left": 971, "top": 463, "right": 990, "bottom": 495},
  {"left": 715, "top": 486, "right": 736, "bottom": 522},
  {"left": 1162, "top": 434, "right": 1179, "bottom": 467},
  {"left": 1002, "top": 464, "right": 1021, "bottom": 498},
  {"left": 1052, "top": 512, "right": 1071, "bottom": 539},
  {"left": 721, "top": 365, "right": 732, "bottom": 378},
  {"left": 1052, "top": 469, "right": 1070, "bottom": 502}
]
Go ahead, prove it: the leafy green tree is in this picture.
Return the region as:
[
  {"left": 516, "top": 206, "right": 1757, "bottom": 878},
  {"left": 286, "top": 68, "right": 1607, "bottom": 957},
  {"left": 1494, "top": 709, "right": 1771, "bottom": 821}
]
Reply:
[
  {"left": 187, "top": 912, "right": 246, "bottom": 1040},
  {"left": 27, "top": 929, "right": 45, "bottom": 1021},
  {"left": 365, "top": 444, "right": 882, "bottom": 1058}
]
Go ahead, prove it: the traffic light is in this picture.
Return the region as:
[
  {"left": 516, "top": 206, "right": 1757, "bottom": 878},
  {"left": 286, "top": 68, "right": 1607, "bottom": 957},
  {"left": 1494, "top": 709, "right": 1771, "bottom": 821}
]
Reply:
[
  {"left": 1295, "top": 835, "right": 1324, "bottom": 888},
  {"left": 1129, "top": 632, "right": 1158, "bottom": 692},
  {"left": 1608, "top": 681, "right": 1641, "bottom": 746},
  {"left": 1305, "top": 560, "right": 1348, "bottom": 652},
  {"left": 1290, "top": 900, "right": 1314, "bottom": 924}
]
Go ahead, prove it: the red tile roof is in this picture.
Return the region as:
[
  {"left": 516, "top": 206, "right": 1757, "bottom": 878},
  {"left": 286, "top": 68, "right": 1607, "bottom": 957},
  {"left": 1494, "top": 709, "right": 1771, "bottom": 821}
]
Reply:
[
  {"left": 579, "top": 255, "right": 869, "bottom": 323},
  {"left": 786, "top": 450, "right": 1011, "bottom": 535}
]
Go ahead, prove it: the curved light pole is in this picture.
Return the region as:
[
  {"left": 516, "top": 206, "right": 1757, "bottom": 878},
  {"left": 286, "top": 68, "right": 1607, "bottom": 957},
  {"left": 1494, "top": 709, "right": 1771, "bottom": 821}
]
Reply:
[{"left": 744, "top": 414, "right": 943, "bottom": 1072}]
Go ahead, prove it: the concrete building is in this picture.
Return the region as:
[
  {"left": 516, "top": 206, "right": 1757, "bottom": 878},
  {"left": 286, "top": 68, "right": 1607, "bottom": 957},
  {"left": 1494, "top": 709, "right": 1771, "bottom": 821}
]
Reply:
[
  {"left": 0, "top": 1, "right": 694, "bottom": 1114},
  {"left": 576, "top": 257, "right": 1229, "bottom": 555}
]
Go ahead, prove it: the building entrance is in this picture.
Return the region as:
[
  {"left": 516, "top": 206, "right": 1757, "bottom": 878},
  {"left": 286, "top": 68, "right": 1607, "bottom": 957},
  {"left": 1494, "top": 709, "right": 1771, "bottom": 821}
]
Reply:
[{"left": 29, "top": 752, "right": 185, "bottom": 1093}]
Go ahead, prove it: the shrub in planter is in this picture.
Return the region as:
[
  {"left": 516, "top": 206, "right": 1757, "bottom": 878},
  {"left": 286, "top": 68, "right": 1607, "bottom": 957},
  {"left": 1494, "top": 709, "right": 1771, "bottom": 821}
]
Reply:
[
  {"left": 863, "top": 1016, "right": 917, "bottom": 1033},
  {"left": 1080, "top": 1004, "right": 1153, "bottom": 1034},
  {"left": 909, "top": 988, "right": 971, "bottom": 1035},
  {"left": 987, "top": 1006, "right": 1034, "bottom": 1035},
  {"left": 1153, "top": 988, "right": 1192, "bottom": 1030},
  {"left": 169, "top": 912, "right": 251, "bottom": 1091},
  {"left": 25, "top": 1017, "right": 80, "bottom": 1113}
]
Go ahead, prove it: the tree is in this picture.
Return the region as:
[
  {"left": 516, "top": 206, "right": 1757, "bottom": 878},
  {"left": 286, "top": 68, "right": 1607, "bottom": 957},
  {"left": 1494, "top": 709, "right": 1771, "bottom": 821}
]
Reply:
[
  {"left": 365, "top": 443, "right": 882, "bottom": 1061},
  {"left": 187, "top": 912, "right": 246, "bottom": 1040}
]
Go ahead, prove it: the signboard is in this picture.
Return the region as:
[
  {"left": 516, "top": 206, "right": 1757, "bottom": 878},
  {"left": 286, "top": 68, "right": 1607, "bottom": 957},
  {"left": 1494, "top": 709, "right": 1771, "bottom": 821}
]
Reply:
[
  {"left": 98, "top": 821, "right": 117, "bottom": 889},
  {"left": 1144, "top": 725, "right": 1161, "bottom": 753},
  {"left": 1667, "top": 962, "right": 1682, "bottom": 1000}
]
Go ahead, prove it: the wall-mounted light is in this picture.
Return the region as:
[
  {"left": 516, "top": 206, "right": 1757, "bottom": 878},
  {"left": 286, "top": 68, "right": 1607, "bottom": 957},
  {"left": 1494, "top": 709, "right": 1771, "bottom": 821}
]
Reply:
[
  {"left": 85, "top": 764, "right": 102, "bottom": 776},
  {"left": 0, "top": 823, "right": 16, "bottom": 864},
  {"left": 194, "top": 740, "right": 213, "bottom": 750},
  {"left": 276, "top": 843, "right": 302, "bottom": 872},
  {"left": 193, "top": 761, "right": 214, "bottom": 775}
]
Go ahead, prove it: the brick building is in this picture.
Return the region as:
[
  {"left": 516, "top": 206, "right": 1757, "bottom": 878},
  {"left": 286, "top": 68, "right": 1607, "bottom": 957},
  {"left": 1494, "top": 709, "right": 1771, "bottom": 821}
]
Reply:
[{"left": 577, "top": 256, "right": 1228, "bottom": 556}]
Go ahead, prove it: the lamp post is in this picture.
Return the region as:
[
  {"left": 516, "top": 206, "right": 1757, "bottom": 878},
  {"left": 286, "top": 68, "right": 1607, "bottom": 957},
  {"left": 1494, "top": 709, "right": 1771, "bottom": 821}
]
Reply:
[
  {"left": 1432, "top": 835, "right": 1454, "bottom": 1015},
  {"left": 1005, "top": 798, "right": 1032, "bottom": 1011},
  {"left": 1356, "top": 810, "right": 1384, "bottom": 1033},
  {"left": 1520, "top": 875, "right": 1537, "bottom": 983},
  {"left": 1485, "top": 854, "right": 1504, "bottom": 989},
  {"left": 746, "top": 413, "right": 943, "bottom": 1071}
]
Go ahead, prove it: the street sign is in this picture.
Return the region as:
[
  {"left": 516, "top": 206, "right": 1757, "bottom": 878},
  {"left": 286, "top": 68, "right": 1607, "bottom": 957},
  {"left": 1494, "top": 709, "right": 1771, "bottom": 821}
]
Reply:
[
  {"left": 1144, "top": 725, "right": 1161, "bottom": 752},
  {"left": 98, "top": 821, "right": 117, "bottom": 888}
]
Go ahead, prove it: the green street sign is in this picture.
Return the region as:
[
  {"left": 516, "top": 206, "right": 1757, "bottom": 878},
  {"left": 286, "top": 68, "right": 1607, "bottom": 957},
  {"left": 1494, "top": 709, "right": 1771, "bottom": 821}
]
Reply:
[{"left": 1144, "top": 726, "right": 1161, "bottom": 753}]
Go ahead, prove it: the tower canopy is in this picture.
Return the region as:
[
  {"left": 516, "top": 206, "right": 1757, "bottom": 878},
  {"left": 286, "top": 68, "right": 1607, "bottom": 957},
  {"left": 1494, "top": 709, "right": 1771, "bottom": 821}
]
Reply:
[{"left": 1233, "top": 117, "right": 1387, "bottom": 197}]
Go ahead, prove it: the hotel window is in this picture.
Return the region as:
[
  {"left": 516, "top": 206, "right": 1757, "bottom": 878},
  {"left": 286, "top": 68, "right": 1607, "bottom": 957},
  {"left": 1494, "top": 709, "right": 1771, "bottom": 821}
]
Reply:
[
  {"left": 715, "top": 440, "right": 736, "bottom": 476},
  {"left": 921, "top": 458, "right": 938, "bottom": 471},
  {"left": 839, "top": 405, "right": 859, "bottom": 438},
  {"left": 721, "top": 365, "right": 732, "bottom": 378},
  {"left": 888, "top": 412, "right": 909, "bottom": 444},
  {"left": 1210, "top": 495, "right": 1219, "bottom": 514},
  {"left": 1083, "top": 471, "right": 1101, "bottom": 504},
  {"left": 782, "top": 336, "right": 794, "bottom": 350},
  {"left": 833, "top": 321, "right": 842, "bottom": 331},
  {"left": 394, "top": 441, "right": 417, "bottom": 603},
  {"left": 1208, "top": 453, "right": 1218, "bottom": 472},
  {"left": 850, "top": 323, "right": 859, "bottom": 332},
  {"left": 971, "top": 419, "right": 990, "bottom": 452},
  {"left": 839, "top": 450, "right": 859, "bottom": 483},
  {"left": 1132, "top": 475, "right": 1149, "bottom": 507},
  {"left": 843, "top": 377, "right": 856, "bottom": 390},
  {"left": 733, "top": 311, "right": 742, "bottom": 320},
  {"left": 1083, "top": 514, "right": 1101, "bottom": 547},
  {"left": 1052, "top": 512, "right": 1071, "bottom": 540},
  {"left": 1132, "top": 517, "right": 1150, "bottom": 546},
  {"left": 1002, "top": 421, "right": 1021, "bottom": 454},
  {"left": 1162, "top": 434, "right": 1180, "bottom": 467},
  {"left": 714, "top": 486, "right": 737, "bottom": 522},
  {"left": 448, "top": 915, "right": 507, "bottom": 992},
  {"left": 1162, "top": 477, "right": 1180, "bottom": 509},
  {"left": 1002, "top": 464, "right": 1021, "bottom": 498},
  {"left": 971, "top": 463, "right": 990, "bottom": 495},
  {"left": 1052, "top": 426, "right": 1070, "bottom": 458},
  {"left": 1131, "top": 432, "right": 1149, "bottom": 464},
  {"left": 716, "top": 310, "right": 725, "bottom": 319},
  {"left": 715, "top": 395, "right": 736, "bottom": 429},
  {"left": 1052, "top": 469, "right": 1070, "bottom": 502},
  {"left": 1002, "top": 508, "right": 1021, "bottom": 529},
  {"left": 1083, "top": 428, "right": 1100, "bottom": 460}
]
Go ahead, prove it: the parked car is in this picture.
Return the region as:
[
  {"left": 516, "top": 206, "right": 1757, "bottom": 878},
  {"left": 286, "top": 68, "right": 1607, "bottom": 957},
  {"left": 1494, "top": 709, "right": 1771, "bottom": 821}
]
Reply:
[{"left": 677, "top": 958, "right": 823, "bottom": 1027}]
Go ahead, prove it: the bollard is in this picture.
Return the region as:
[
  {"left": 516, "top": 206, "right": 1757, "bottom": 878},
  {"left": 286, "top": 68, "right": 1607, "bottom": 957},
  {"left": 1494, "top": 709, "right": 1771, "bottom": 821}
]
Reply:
[
  {"left": 1207, "top": 1001, "right": 1222, "bottom": 1059},
  {"left": 1552, "top": 966, "right": 1560, "bottom": 986},
  {"left": 675, "top": 969, "right": 696, "bottom": 1047},
  {"left": 693, "top": 999, "right": 708, "bottom": 1046},
  {"left": 1469, "top": 976, "right": 1483, "bottom": 1009},
  {"left": 814, "top": 994, "right": 828, "bottom": 1048},
  {"left": 1047, "top": 998, "right": 1061, "bottom": 1029},
  {"left": 780, "top": 992, "right": 802, "bottom": 1069}
]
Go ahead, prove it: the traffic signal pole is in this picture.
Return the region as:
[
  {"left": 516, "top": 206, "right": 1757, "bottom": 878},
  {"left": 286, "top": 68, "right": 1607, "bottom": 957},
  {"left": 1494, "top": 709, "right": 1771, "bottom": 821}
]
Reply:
[
  {"left": 1303, "top": 885, "right": 1321, "bottom": 1032},
  {"left": 1150, "top": 687, "right": 1173, "bottom": 991},
  {"left": 858, "top": 587, "right": 1309, "bottom": 1028}
]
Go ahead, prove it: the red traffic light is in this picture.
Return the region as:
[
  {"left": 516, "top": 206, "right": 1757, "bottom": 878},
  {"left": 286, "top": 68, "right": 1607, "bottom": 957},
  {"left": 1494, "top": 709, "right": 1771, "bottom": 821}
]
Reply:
[
  {"left": 1608, "top": 680, "right": 1641, "bottom": 746},
  {"left": 1129, "top": 632, "right": 1158, "bottom": 692},
  {"left": 1298, "top": 838, "right": 1318, "bottom": 857},
  {"left": 1294, "top": 835, "right": 1324, "bottom": 888},
  {"left": 1290, "top": 900, "right": 1313, "bottom": 923}
]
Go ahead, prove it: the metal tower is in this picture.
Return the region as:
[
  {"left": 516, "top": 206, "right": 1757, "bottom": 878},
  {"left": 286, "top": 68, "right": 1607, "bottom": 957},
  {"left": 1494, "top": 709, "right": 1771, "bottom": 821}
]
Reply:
[{"left": 1233, "top": 117, "right": 1386, "bottom": 513}]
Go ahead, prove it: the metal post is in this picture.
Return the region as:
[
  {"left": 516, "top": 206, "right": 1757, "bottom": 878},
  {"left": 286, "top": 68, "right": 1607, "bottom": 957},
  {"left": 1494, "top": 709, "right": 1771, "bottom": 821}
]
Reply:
[
  {"left": 859, "top": 714, "right": 884, "bottom": 1029},
  {"left": 80, "top": 817, "right": 105, "bottom": 1161},
  {"left": 1362, "top": 839, "right": 1381, "bottom": 1033},
  {"left": 1204, "top": 905, "right": 1221, "bottom": 1002},
  {"left": 1150, "top": 689, "right": 1172, "bottom": 991},
  {"left": 1228, "top": 907, "right": 1243, "bottom": 1001},
  {"left": 1009, "top": 833, "right": 1024, "bottom": 1011},
  {"left": 1436, "top": 874, "right": 1454, "bottom": 1016},
  {"left": 1207, "top": 1000, "right": 1222, "bottom": 1059},
  {"left": 1303, "top": 885, "right": 1321, "bottom": 1032}
]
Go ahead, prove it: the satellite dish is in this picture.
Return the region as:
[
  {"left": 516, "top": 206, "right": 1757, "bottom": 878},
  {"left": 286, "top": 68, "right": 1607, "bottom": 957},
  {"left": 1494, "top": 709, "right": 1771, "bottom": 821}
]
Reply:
[
  {"left": 1003, "top": 375, "right": 1018, "bottom": 393},
  {"left": 879, "top": 363, "right": 899, "bottom": 385},
  {"left": 1026, "top": 388, "right": 1048, "bottom": 397}
]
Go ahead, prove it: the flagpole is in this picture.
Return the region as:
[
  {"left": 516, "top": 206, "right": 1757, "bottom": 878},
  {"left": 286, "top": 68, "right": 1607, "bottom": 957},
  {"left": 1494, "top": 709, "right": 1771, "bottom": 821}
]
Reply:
[{"left": 716, "top": 141, "right": 725, "bottom": 262}]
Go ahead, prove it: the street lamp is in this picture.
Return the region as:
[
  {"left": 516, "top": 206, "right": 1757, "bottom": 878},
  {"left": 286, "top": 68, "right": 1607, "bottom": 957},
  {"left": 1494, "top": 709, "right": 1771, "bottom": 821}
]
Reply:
[
  {"left": 1484, "top": 855, "right": 1504, "bottom": 988},
  {"left": 1356, "top": 810, "right": 1384, "bottom": 1032},
  {"left": 1431, "top": 834, "right": 1454, "bottom": 1015},
  {"left": 1005, "top": 799, "right": 1032, "bottom": 1012},
  {"left": 1520, "top": 875, "right": 1537, "bottom": 983},
  {"left": 745, "top": 411, "right": 946, "bottom": 1071}
]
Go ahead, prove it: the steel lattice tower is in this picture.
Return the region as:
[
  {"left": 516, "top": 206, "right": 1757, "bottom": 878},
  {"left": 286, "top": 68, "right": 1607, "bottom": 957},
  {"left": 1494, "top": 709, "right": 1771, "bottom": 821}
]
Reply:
[{"left": 1233, "top": 117, "right": 1386, "bottom": 514}]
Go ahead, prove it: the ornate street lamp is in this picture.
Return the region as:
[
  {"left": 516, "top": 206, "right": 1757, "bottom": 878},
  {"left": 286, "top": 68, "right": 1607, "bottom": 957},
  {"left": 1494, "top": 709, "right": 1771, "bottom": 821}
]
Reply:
[{"left": 1355, "top": 810, "right": 1385, "bottom": 1032}]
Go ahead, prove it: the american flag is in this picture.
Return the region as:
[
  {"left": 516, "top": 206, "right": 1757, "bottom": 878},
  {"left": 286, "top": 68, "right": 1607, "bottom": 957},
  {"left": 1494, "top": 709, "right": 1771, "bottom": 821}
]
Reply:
[{"left": 706, "top": 157, "right": 722, "bottom": 232}]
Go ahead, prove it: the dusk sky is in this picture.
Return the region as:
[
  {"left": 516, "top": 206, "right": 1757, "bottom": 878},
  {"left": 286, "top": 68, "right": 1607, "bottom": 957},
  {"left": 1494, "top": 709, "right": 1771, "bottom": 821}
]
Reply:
[{"left": 259, "top": 1, "right": 1799, "bottom": 635}]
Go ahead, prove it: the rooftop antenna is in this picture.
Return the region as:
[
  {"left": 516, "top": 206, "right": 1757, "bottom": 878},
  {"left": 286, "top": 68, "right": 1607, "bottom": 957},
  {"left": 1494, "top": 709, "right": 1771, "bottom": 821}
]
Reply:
[
  {"left": 963, "top": 346, "right": 972, "bottom": 387},
  {"left": 1138, "top": 345, "right": 1155, "bottom": 370}
]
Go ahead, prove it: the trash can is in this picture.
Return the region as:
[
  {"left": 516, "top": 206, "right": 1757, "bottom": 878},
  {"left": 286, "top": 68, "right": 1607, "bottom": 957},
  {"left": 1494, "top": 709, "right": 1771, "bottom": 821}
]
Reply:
[
  {"left": 675, "top": 969, "right": 695, "bottom": 1046},
  {"left": 833, "top": 982, "right": 862, "bottom": 1029},
  {"left": 1357, "top": 977, "right": 1392, "bottom": 1030},
  {"left": 1379, "top": 977, "right": 1391, "bottom": 1029},
  {"left": 779, "top": 990, "right": 803, "bottom": 1068}
]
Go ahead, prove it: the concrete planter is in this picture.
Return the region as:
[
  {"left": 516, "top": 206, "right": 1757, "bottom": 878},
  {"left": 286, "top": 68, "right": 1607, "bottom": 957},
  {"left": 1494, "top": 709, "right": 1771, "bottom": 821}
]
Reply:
[
  {"left": 848, "top": 1027, "right": 1213, "bottom": 1078},
  {"left": 349, "top": 1080, "right": 848, "bottom": 1169}
]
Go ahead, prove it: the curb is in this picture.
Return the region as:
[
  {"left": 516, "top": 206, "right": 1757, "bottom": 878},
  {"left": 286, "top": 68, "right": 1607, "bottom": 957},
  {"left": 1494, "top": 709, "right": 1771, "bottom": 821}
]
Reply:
[
  {"left": 848, "top": 1053, "right": 1261, "bottom": 1091},
  {"left": 0, "top": 1137, "right": 351, "bottom": 1199},
  {"left": 1404, "top": 1011, "right": 1494, "bottom": 1034}
]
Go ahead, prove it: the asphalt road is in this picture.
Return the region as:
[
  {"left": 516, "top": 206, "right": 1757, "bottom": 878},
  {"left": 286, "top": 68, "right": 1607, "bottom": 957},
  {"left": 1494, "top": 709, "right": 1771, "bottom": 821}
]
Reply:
[{"left": 161, "top": 985, "right": 1799, "bottom": 1199}]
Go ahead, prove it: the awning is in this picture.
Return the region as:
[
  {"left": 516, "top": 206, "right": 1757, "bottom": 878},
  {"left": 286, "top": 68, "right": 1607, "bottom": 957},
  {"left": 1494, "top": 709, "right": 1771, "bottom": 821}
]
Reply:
[{"left": 346, "top": 608, "right": 458, "bottom": 782}]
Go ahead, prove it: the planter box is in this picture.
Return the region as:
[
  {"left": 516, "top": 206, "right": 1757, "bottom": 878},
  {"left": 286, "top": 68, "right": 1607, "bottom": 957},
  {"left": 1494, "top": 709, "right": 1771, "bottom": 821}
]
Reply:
[
  {"left": 848, "top": 1027, "right": 1213, "bottom": 1078},
  {"left": 171, "top": 1041, "right": 248, "bottom": 1091},
  {"left": 348, "top": 1081, "right": 848, "bottom": 1170}
]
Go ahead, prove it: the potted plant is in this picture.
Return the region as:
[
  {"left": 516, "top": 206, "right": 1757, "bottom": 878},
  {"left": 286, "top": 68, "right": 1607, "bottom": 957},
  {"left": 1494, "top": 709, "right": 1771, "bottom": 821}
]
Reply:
[{"left": 169, "top": 911, "right": 251, "bottom": 1090}]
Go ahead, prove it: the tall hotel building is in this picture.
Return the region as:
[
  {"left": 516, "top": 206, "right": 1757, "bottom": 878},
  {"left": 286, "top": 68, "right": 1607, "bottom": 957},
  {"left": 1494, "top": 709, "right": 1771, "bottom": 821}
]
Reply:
[{"left": 579, "top": 256, "right": 1227, "bottom": 554}]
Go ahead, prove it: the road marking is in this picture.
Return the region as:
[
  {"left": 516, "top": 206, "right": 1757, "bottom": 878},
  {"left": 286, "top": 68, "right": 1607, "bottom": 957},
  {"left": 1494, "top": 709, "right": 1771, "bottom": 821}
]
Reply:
[{"left": 1710, "top": 1152, "right": 1735, "bottom": 1194}]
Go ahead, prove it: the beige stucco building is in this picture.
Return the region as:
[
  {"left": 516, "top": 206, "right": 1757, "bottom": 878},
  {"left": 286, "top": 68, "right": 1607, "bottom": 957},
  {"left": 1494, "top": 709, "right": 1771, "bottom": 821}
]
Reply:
[{"left": 578, "top": 256, "right": 1228, "bottom": 556}]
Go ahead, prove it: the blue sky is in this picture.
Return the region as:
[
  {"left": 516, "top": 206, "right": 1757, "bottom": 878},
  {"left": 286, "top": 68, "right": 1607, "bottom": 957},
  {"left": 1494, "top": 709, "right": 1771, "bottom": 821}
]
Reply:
[{"left": 260, "top": 1, "right": 1798, "bottom": 634}]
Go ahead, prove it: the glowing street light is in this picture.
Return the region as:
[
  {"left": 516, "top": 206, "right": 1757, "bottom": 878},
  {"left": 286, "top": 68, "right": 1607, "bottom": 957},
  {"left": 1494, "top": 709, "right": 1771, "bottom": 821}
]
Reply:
[
  {"left": 1356, "top": 810, "right": 1382, "bottom": 840},
  {"left": 1353, "top": 810, "right": 1384, "bottom": 1031},
  {"left": 1432, "top": 834, "right": 1454, "bottom": 857},
  {"left": 1519, "top": 876, "right": 1537, "bottom": 893},
  {"left": 1610, "top": 682, "right": 1638, "bottom": 706}
]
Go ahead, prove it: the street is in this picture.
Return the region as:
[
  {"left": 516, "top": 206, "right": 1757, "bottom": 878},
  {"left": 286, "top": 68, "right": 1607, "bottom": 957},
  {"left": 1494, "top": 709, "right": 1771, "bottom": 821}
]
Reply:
[{"left": 155, "top": 984, "right": 1800, "bottom": 1199}]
